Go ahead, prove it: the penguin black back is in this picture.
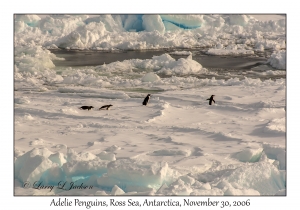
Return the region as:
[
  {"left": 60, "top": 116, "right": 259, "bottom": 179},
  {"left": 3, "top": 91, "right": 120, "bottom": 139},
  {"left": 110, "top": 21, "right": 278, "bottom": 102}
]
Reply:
[
  {"left": 207, "top": 95, "right": 215, "bottom": 105},
  {"left": 143, "top": 94, "right": 151, "bottom": 106},
  {"left": 80, "top": 106, "right": 94, "bottom": 110},
  {"left": 99, "top": 104, "right": 113, "bottom": 110}
]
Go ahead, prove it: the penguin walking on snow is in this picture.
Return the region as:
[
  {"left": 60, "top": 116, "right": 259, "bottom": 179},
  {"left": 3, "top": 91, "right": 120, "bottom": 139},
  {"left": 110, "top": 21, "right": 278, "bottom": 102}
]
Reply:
[
  {"left": 143, "top": 94, "right": 151, "bottom": 106},
  {"left": 99, "top": 104, "right": 113, "bottom": 110},
  {"left": 207, "top": 95, "right": 215, "bottom": 105},
  {"left": 79, "top": 106, "right": 94, "bottom": 110}
]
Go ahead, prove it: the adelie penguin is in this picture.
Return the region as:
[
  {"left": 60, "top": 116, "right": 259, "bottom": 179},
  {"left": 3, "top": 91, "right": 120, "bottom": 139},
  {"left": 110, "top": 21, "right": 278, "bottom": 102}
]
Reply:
[
  {"left": 79, "top": 106, "right": 94, "bottom": 110},
  {"left": 207, "top": 95, "right": 215, "bottom": 105},
  {"left": 99, "top": 104, "right": 113, "bottom": 110},
  {"left": 143, "top": 94, "right": 151, "bottom": 106}
]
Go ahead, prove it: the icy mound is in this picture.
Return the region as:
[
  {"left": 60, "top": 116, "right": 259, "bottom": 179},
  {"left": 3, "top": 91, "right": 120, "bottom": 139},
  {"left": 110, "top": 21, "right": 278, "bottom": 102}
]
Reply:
[
  {"left": 14, "top": 148, "right": 54, "bottom": 183},
  {"left": 97, "top": 159, "right": 179, "bottom": 191},
  {"left": 15, "top": 14, "right": 285, "bottom": 50},
  {"left": 14, "top": 45, "right": 64, "bottom": 90},
  {"left": 231, "top": 148, "right": 263, "bottom": 162},
  {"left": 97, "top": 151, "right": 116, "bottom": 161},
  {"left": 263, "top": 118, "right": 285, "bottom": 134},
  {"left": 48, "top": 152, "right": 67, "bottom": 167},
  {"left": 228, "top": 15, "right": 250, "bottom": 26},
  {"left": 84, "top": 15, "right": 123, "bottom": 32},
  {"left": 225, "top": 162, "right": 285, "bottom": 195},
  {"left": 14, "top": 138, "right": 286, "bottom": 195},
  {"left": 268, "top": 50, "right": 286, "bottom": 69},
  {"left": 39, "top": 15, "right": 88, "bottom": 36},
  {"left": 15, "top": 15, "right": 41, "bottom": 27},
  {"left": 146, "top": 101, "right": 170, "bottom": 122},
  {"left": 14, "top": 45, "right": 64, "bottom": 73},
  {"left": 142, "top": 15, "right": 165, "bottom": 34},
  {"left": 161, "top": 15, "right": 203, "bottom": 28},
  {"left": 141, "top": 72, "right": 161, "bottom": 82},
  {"left": 157, "top": 54, "right": 205, "bottom": 75},
  {"left": 157, "top": 178, "right": 193, "bottom": 195},
  {"left": 55, "top": 31, "right": 85, "bottom": 49},
  {"left": 111, "top": 185, "right": 125, "bottom": 195},
  {"left": 255, "top": 39, "right": 285, "bottom": 51},
  {"left": 96, "top": 54, "right": 205, "bottom": 76},
  {"left": 62, "top": 158, "right": 108, "bottom": 177},
  {"left": 262, "top": 143, "right": 286, "bottom": 170}
]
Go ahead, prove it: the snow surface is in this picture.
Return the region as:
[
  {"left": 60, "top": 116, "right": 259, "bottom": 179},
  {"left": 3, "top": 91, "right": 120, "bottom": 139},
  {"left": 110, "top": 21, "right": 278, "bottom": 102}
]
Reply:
[
  {"left": 268, "top": 50, "right": 286, "bottom": 69},
  {"left": 14, "top": 14, "right": 286, "bottom": 196},
  {"left": 15, "top": 14, "right": 285, "bottom": 52}
]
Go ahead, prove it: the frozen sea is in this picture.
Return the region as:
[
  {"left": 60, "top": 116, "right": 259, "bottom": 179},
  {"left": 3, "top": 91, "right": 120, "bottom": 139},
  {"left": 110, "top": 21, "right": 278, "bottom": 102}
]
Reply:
[{"left": 14, "top": 14, "right": 286, "bottom": 196}]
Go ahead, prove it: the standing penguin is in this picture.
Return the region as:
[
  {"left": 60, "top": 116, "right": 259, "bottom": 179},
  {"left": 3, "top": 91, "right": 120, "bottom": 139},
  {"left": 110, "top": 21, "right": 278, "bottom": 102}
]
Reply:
[
  {"left": 143, "top": 94, "right": 151, "bottom": 106},
  {"left": 207, "top": 95, "right": 215, "bottom": 105}
]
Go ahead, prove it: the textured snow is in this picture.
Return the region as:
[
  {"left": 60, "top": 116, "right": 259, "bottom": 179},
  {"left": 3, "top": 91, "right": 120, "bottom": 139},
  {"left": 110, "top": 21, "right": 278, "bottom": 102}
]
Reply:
[
  {"left": 14, "top": 14, "right": 285, "bottom": 51},
  {"left": 141, "top": 72, "right": 161, "bottom": 82},
  {"left": 14, "top": 81, "right": 286, "bottom": 195},
  {"left": 268, "top": 50, "right": 286, "bottom": 69},
  {"left": 14, "top": 14, "right": 286, "bottom": 196}
]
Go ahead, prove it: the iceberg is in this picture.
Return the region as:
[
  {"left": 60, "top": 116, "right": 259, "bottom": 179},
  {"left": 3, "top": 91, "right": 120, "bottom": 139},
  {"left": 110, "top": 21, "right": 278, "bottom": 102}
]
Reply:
[{"left": 14, "top": 14, "right": 285, "bottom": 51}]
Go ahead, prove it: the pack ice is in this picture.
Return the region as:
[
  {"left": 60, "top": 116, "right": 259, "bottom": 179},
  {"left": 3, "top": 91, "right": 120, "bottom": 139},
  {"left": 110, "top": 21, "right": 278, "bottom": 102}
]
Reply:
[{"left": 14, "top": 14, "right": 286, "bottom": 195}]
